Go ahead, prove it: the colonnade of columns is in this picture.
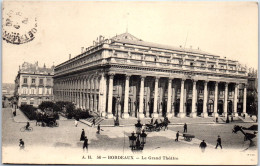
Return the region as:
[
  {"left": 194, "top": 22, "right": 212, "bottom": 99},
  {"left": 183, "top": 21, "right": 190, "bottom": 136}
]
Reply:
[
  {"left": 54, "top": 73, "right": 248, "bottom": 119},
  {"left": 105, "top": 74, "right": 247, "bottom": 119},
  {"left": 54, "top": 74, "right": 107, "bottom": 116}
]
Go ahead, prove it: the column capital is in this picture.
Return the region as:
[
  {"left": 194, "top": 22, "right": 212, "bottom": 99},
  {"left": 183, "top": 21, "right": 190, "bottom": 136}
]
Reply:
[
  {"left": 168, "top": 79, "right": 172, "bottom": 83},
  {"left": 225, "top": 82, "right": 229, "bottom": 87},
  {"left": 108, "top": 73, "right": 115, "bottom": 79},
  {"left": 192, "top": 79, "right": 198, "bottom": 83},
  {"left": 155, "top": 76, "right": 160, "bottom": 82},
  {"left": 140, "top": 75, "right": 146, "bottom": 79}
]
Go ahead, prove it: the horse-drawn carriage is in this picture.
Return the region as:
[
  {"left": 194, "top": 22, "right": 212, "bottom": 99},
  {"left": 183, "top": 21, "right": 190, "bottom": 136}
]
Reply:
[
  {"left": 145, "top": 118, "right": 170, "bottom": 132},
  {"left": 36, "top": 108, "right": 59, "bottom": 127}
]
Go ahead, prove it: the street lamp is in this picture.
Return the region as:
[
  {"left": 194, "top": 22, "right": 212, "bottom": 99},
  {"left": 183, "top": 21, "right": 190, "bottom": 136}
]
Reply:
[
  {"left": 129, "top": 132, "right": 137, "bottom": 150},
  {"left": 135, "top": 120, "right": 142, "bottom": 135},
  {"left": 128, "top": 130, "right": 147, "bottom": 151},
  {"left": 140, "top": 129, "right": 147, "bottom": 145}
]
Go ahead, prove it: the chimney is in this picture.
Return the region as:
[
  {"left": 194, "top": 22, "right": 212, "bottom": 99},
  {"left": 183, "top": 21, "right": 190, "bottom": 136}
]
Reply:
[
  {"left": 93, "top": 41, "right": 96, "bottom": 46},
  {"left": 180, "top": 45, "right": 182, "bottom": 48},
  {"left": 81, "top": 47, "right": 84, "bottom": 53},
  {"left": 198, "top": 47, "right": 200, "bottom": 50},
  {"left": 69, "top": 54, "right": 71, "bottom": 60}
]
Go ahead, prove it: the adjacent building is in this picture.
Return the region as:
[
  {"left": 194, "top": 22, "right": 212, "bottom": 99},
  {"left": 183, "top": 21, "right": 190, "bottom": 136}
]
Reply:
[
  {"left": 54, "top": 32, "right": 249, "bottom": 119},
  {"left": 14, "top": 62, "right": 54, "bottom": 107}
]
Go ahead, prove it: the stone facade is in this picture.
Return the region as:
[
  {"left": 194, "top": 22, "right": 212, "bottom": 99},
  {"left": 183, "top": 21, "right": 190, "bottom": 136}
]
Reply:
[
  {"left": 54, "top": 33, "right": 248, "bottom": 119},
  {"left": 14, "top": 62, "right": 54, "bottom": 107}
]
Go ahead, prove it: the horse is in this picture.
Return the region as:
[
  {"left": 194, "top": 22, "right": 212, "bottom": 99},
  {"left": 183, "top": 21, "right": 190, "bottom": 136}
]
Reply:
[{"left": 232, "top": 125, "right": 257, "bottom": 141}]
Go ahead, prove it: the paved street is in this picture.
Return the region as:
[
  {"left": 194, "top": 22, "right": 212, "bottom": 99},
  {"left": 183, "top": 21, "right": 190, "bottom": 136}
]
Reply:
[{"left": 2, "top": 107, "right": 257, "bottom": 164}]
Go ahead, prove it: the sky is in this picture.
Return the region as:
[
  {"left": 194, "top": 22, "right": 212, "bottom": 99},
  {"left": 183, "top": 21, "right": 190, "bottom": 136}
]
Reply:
[{"left": 2, "top": 1, "right": 258, "bottom": 83}]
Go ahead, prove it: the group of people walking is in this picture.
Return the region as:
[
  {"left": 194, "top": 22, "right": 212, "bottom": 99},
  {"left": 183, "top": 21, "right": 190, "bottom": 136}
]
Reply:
[{"left": 174, "top": 123, "right": 223, "bottom": 152}]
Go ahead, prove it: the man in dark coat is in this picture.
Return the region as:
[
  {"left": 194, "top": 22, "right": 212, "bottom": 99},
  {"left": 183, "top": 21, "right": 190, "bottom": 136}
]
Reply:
[
  {"left": 80, "top": 129, "right": 85, "bottom": 141},
  {"left": 184, "top": 123, "right": 187, "bottom": 133},
  {"left": 215, "top": 135, "right": 222, "bottom": 149},
  {"left": 97, "top": 124, "right": 101, "bottom": 134},
  {"left": 199, "top": 140, "right": 207, "bottom": 152},
  {"left": 19, "top": 139, "right": 25, "bottom": 150},
  {"left": 175, "top": 131, "right": 179, "bottom": 141},
  {"left": 83, "top": 136, "right": 88, "bottom": 152},
  {"left": 92, "top": 118, "right": 96, "bottom": 127}
]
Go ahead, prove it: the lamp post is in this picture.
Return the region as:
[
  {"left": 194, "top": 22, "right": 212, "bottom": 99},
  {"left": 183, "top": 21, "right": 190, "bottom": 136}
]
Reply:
[{"left": 129, "top": 120, "right": 147, "bottom": 151}]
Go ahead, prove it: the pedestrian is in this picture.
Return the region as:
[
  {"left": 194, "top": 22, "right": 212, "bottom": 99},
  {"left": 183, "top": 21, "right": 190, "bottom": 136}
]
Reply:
[
  {"left": 150, "top": 118, "right": 154, "bottom": 124},
  {"left": 83, "top": 136, "right": 88, "bottom": 152},
  {"left": 175, "top": 131, "right": 179, "bottom": 141},
  {"left": 19, "top": 139, "right": 24, "bottom": 150},
  {"left": 97, "top": 124, "right": 101, "bottom": 134},
  {"left": 80, "top": 129, "right": 85, "bottom": 141},
  {"left": 75, "top": 119, "right": 78, "bottom": 127},
  {"left": 216, "top": 117, "right": 218, "bottom": 123},
  {"left": 199, "top": 140, "right": 207, "bottom": 152},
  {"left": 184, "top": 123, "right": 187, "bottom": 133},
  {"left": 215, "top": 135, "right": 222, "bottom": 149},
  {"left": 92, "top": 118, "right": 95, "bottom": 127},
  {"left": 231, "top": 116, "right": 234, "bottom": 122}
]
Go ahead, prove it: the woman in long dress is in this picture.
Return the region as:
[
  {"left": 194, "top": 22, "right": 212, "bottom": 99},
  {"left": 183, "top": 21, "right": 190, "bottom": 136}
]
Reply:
[{"left": 80, "top": 129, "right": 85, "bottom": 141}]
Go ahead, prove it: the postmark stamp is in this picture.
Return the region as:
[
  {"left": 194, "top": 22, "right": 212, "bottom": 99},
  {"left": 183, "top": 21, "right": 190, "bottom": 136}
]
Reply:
[{"left": 2, "top": 9, "right": 37, "bottom": 45}]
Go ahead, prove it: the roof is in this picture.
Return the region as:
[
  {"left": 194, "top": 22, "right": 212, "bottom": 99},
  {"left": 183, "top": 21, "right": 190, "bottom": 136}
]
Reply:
[
  {"left": 111, "top": 32, "right": 219, "bottom": 57},
  {"left": 19, "top": 62, "right": 54, "bottom": 74}
]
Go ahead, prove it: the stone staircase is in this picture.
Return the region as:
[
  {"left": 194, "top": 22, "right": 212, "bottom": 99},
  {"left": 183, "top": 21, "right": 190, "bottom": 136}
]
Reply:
[
  {"left": 79, "top": 116, "right": 104, "bottom": 127},
  {"left": 238, "top": 116, "right": 256, "bottom": 123}
]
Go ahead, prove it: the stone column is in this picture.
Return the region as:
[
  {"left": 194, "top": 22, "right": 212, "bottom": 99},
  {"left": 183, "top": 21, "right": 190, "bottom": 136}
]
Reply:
[
  {"left": 122, "top": 75, "right": 130, "bottom": 119},
  {"left": 93, "top": 77, "right": 97, "bottom": 112},
  {"left": 233, "top": 83, "right": 238, "bottom": 117},
  {"left": 242, "top": 84, "right": 248, "bottom": 117},
  {"left": 86, "top": 79, "right": 90, "bottom": 110},
  {"left": 152, "top": 77, "right": 159, "bottom": 118},
  {"left": 223, "top": 82, "right": 228, "bottom": 117},
  {"left": 100, "top": 74, "right": 107, "bottom": 117},
  {"left": 201, "top": 81, "right": 208, "bottom": 118},
  {"left": 107, "top": 74, "right": 114, "bottom": 119},
  {"left": 82, "top": 79, "right": 86, "bottom": 109},
  {"left": 212, "top": 81, "right": 219, "bottom": 117},
  {"left": 190, "top": 80, "right": 197, "bottom": 118},
  {"left": 139, "top": 76, "right": 145, "bottom": 119},
  {"left": 178, "top": 79, "right": 186, "bottom": 118},
  {"left": 166, "top": 78, "right": 173, "bottom": 118}
]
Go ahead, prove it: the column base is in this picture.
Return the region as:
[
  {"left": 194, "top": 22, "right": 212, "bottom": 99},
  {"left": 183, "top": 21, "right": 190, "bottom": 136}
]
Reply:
[
  {"left": 190, "top": 112, "right": 197, "bottom": 118},
  {"left": 138, "top": 113, "right": 145, "bottom": 119},
  {"left": 122, "top": 113, "right": 129, "bottom": 119},
  {"left": 106, "top": 113, "right": 114, "bottom": 119},
  {"left": 201, "top": 112, "right": 208, "bottom": 118},
  {"left": 241, "top": 113, "right": 248, "bottom": 117},
  {"left": 101, "top": 112, "right": 107, "bottom": 117},
  {"left": 232, "top": 112, "right": 238, "bottom": 117},
  {"left": 177, "top": 112, "right": 186, "bottom": 118},
  {"left": 166, "top": 113, "right": 173, "bottom": 118},
  {"left": 212, "top": 113, "right": 219, "bottom": 118},
  {"left": 222, "top": 113, "right": 228, "bottom": 117},
  {"left": 152, "top": 113, "right": 159, "bottom": 118}
]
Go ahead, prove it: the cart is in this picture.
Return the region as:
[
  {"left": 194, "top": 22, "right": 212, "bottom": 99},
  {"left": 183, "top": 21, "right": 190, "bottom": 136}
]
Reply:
[{"left": 183, "top": 133, "right": 195, "bottom": 142}]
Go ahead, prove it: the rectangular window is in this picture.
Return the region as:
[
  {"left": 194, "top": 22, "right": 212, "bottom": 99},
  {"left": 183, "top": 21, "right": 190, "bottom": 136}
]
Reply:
[
  {"left": 30, "top": 101, "right": 34, "bottom": 105},
  {"left": 32, "top": 79, "right": 36, "bottom": 84},
  {"left": 31, "top": 89, "right": 35, "bottom": 95},
  {"left": 22, "top": 88, "right": 27, "bottom": 94},
  {"left": 39, "top": 79, "right": 44, "bottom": 85},
  {"left": 190, "top": 62, "right": 194, "bottom": 66},
  {"left": 39, "top": 88, "right": 43, "bottom": 94},
  {"left": 23, "top": 78, "right": 27, "bottom": 84}
]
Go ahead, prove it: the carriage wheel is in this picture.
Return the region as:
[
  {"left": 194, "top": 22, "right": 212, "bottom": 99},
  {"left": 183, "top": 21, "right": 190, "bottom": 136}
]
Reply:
[
  {"left": 49, "top": 121, "right": 54, "bottom": 127},
  {"left": 20, "top": 127, "right": 26, "bottom": 132},
  {"left": 28, "top": 127, "right": 33, "bottom": 131}
]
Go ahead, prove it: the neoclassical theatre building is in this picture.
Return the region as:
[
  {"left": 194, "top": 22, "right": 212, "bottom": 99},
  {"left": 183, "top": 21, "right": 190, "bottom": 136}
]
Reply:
[{"left": 54, "top": 32, "right": 248, "bottom": 119}]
